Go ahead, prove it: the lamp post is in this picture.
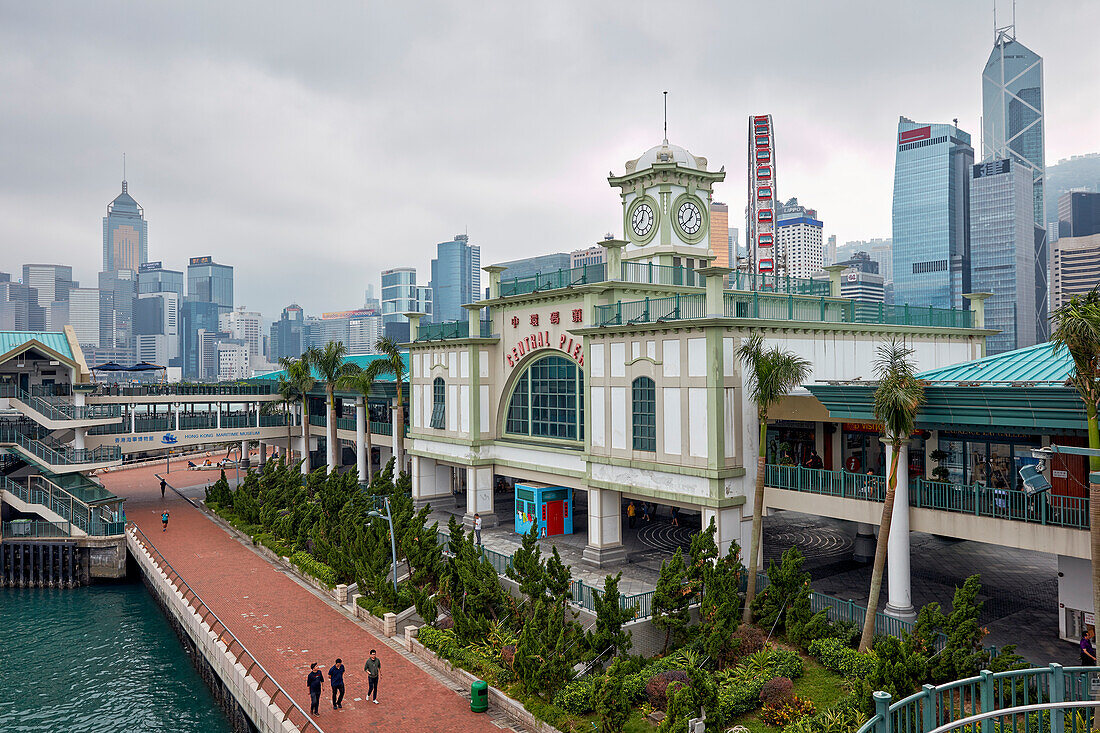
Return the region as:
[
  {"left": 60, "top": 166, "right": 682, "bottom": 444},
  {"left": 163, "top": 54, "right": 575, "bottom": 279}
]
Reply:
[{"left": 367, "top": 496, "right": 398, "bottom": 595}]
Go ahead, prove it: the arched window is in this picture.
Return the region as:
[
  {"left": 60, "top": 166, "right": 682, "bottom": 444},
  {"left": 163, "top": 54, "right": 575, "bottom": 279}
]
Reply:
[
  {"left": 505, "top": 355, "right": 584, "bottom": 441},
  {"left": 632, "top": 376, "right": 656, "bottom": 452},
  {"left": 430, "top": 377, "right": 445, "bottom": 429}
]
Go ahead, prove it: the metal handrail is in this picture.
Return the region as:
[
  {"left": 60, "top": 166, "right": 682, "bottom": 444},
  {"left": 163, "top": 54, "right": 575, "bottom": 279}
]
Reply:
[
  {"left": 926, "top": 701, "right": 1100, "bottom": 733},
  {"left": 128, "top": 524, "right": 323, "bottom": 733},
  {"left": 9, "top": 386, "right": 122, "bottom": 421}
]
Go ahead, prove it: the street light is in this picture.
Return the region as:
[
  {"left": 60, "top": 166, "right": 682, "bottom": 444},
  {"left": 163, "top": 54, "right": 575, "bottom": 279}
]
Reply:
[{"left": 367, "top": 496, "right": 399, "bottom": 595}]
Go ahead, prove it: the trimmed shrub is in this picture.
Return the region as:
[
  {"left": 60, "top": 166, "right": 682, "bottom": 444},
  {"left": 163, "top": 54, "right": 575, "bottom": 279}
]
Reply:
[
  {"left": 761, "top": 695, "right": 816, "bottom": 728},
  {"left": 759, "top": 676, "right": 794, "bottom": 707},
  {"left": 645, "top": 670, "right": 690, "bottom": 711},
  {"left": 809, "top": 637, "right": 876, "bottom": 679},
  {"left": 767, "top": 648, "right": 805, "bottom": 680},
  {"left": 728, "top": 625, "right": 766, "bottom": 664},
  {"left": 552, "top": 676, "right": 599, "bottom": 715},
  {"left": 289, "top": 551, "right": 337, "bottom": 587}
]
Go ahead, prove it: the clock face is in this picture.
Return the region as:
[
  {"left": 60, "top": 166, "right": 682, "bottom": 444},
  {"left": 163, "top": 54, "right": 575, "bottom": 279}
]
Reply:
[
  {"left": 677, "top": 200, "right": 703, "bottom": 235},
  {"left": 631, "top": 202, "right": 655, "bottom": 237}
]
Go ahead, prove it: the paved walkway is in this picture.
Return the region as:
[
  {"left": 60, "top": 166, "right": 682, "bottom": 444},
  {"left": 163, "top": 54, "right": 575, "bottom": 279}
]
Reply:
[{"left": 102, "top": 460, "right": 503, "bottom": 733}]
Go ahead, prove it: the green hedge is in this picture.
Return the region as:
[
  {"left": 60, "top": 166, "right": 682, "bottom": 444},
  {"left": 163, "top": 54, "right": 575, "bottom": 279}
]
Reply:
[
  {"left": 552, "top": 676, "right": 599, "bottom": 714},
  {"left": 808, "top": 638, "right": 876, "bottom": 679},
  {"left": 290, "top": 551, "right": 338, "bottom": 587}
]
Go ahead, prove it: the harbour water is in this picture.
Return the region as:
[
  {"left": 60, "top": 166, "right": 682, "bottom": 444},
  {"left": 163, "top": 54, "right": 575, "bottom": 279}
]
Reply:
[{"left": 0, "top": 581, "right": 233, "bottom": 733}]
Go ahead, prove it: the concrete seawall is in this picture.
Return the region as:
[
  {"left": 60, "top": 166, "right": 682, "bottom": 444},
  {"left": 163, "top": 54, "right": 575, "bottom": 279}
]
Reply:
[{"left": 126, "top": 529, "right": 309, "bottom": 733}]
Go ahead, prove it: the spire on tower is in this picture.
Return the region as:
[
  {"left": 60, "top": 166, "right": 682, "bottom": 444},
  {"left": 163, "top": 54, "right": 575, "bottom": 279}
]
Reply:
[
  {"left": 662, "top": 91, "right": 668, "bottom": 144},
  {"left": 122, "top": 153, "right": 127, "bottom": 194}
]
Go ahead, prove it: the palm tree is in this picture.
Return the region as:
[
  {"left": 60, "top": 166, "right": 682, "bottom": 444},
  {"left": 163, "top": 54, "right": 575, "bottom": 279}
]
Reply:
[
  {"left": 275, "top": 368, "right": 298, "bottom": 465},
  {"left": 285, "top": 357, "right": 315, "bottom": 474},
  {"left": 336, "top": 366, "right": 379, "bottom": 484},
  {"left": 303, "top": 341, "right": 358, "bottom": 472},
  {"left": 365, "top": 336, "right": 407, "bottom": 473},
  {"left": 1050, "top": 287, "right": 1100, "bottom": 627},
  {"left": 738, "top": 332, "right": 812, "bottom": 624},
  {"left": 858, "top": 340, "right": 925, "bottom": 652}
]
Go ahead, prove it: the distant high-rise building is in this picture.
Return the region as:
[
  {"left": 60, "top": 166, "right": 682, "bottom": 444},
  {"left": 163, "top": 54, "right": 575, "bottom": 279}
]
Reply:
[
  {"left": 217, "top": 339, "right": 250, "bottom": 381},
  {"left": 381, "top": 267, "right": 432, "bottom": 342},
  {"left": 429, "top": 235, "right": 480, "bottom": 323},
  {"left": 0, "top": 274, "right": 42, "bottom": 331},
  {"left": 22, "top": 264, "right": 74, "bottom": 308},
  {"left": 181, "top": 300, "right": 221, "bottom": 379},
  {"left": 67, "top": 287, "right": 101, "bottom": 347},
  {"left": 814, "top": 268, "right": 884, "bottom": 303},
  {"left": 320, "top": 309, "right": 381, "bottom": 353},
  {"left": 838, "top": 239, "right": 893, "bottom": 283},
  {"left": 138, "top": 262, "right": 184, "bottom": 299},
  {"left": 709, "top": 202, "right": 730, "bottom": 268},
  {"left": 1052, "top": 234, "right": 1100, "bottom": 309},
  {"left": 969, "top": 158, "right": 1041, "bottom": 354},
  {"left": 220, "top": 306, "right": 263, "bottom": 359},
  {"left": 892, "top": 117, "right": 974, "bottom": 309},
  {"left": 270, "top": 304, "right": 305, "bottom": 361},
  {"left": 135, "top": 291, "right": 180, "bottom": 365},
  {"left": 103, "top": 180, "right": 148, "bottom": 273},
  {"left": 728, "top": 228, "right": 741, "bottom": 269},
  {"left": 98, "top": 269, "right": 137, "bottom": 350},
  {"left": 824, "top": 235, "right": 837, "bottom": 266},
  {"left": 776, "top": 198, "right": 823, "bottom": 279},
  {"left": 1045, "top": 154, "right": 1100, "bottom": 225},
  {"left": 570, "top": 245, "right": 606, "bottom": 269},
  {"left": 1058, "top": 192, "right": 1100, "bottom": 238},
  {"left": 187, "top": 257, "right": 233, "bottom": 314}
]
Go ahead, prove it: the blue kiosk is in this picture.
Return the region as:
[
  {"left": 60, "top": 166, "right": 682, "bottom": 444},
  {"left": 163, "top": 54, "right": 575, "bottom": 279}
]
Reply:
[{"left": 514, "top": 482, "right": 573, "bottom": 537}]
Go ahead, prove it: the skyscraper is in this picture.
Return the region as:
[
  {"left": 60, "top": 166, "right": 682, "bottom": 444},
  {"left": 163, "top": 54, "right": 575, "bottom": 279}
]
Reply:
[
  {"left": 220, "top": 306, "right": 264, "bottom": 359},
  {"left": 103, "top": 181, "right": 148, "bottom": 273},
  {"left": 270, "top": 304, "right": 305, "bottom": 361},
  {"left": 381, "top": 268, "right": 432, "bottom": 342},
  {"left": 181, "top": 300, "right": 221, "bottom": 378},
  {"left": 709, "top": 202, "right": 730, "bottom": 269},
  {"left": 891, "top": 118, "right": 974, "bottom": 309},
  {"left": 134, "top": 291, "right": 180, "bottom": 364},
  {"left": 429, "top": 235, "right": 480, "bottom": 323},
  {"left": 187, "top": 256, "right": 234, "bottom": 314},
  {"left": 67, "top": 287, "right": 101, "bottom": 347},
  {"left": 137, "top": 262, "right": 184, "bottom": 299},
  {"left": 982, "top": 27, "right": 1047, "bottom": 342},
  {"left": 98, "top": 269, "right": 137, "bottom": 352},
  {"left": 969, "top": 159, "right": 1038, "bottom": 354},
  {"left": 21, "top": 264, "right": 74, "bottom": 308},
  {"left": 1058, "top": 192, "right": 1100, "bottom": 238},
  {"left": 775, "top": 198, "right": 823, "bottom": 279}
]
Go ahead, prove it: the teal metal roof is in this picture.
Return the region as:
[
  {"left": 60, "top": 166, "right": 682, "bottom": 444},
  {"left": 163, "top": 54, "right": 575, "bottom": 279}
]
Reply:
[
  {"left": 0, "top": 331, "right": 74, "bottom": 361},
  {"left": 250, "top": 353, "right": 408, "bottom": 384},
  {"left": 916, "top": 341, "right": 1073, "bottom": 385}
]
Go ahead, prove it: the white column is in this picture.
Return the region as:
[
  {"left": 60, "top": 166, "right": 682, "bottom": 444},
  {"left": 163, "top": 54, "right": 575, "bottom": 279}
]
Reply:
[
  {"left": 74, "top": 427, "right": 87, "bottom": 450},
  {"left": 216, "top": 404, "right": 221, "bottom": 429},
  {"left": 884, "top": 440, "right": 915, "bottom": 620},
  {"left": 300, "top": 404, "right": 309, "bottom": 475},
  {"left": 355, "top": 396, "right": 367, "bottom": 484},
  {"left": 240, "top": 440, "right": 250, "bottom": 468},
  {"left": 464, "top": 465, "right": 496, "bottom": 529},
  {"left": 411, "top": 455, "right": 450, "bottom": 509},
  {"left": 583, "top": 487, "right": 626, "bottom": 566},
  {"left": 130, "top": 407, "right": 136, "bottom": 433},
  {"left": 700, "top": 504, "right": 748, "bottom": 561},
  {"left": 255, "top": 403, "right": 260, "bottom": 428},
  {"left": 174, "top": 403, "right": 180, "bottom": 431},
  {"left": 258, "top": 442, "right": 266, "bottom": 467}
]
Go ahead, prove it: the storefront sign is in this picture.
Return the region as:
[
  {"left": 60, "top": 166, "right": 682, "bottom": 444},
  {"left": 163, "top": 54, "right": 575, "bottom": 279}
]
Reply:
[
  {"left": 506, "top": 330, "right": 583, "bottom": 369},
  {"left": 842, "top": 422, "right": 881, "bottom": 434}
]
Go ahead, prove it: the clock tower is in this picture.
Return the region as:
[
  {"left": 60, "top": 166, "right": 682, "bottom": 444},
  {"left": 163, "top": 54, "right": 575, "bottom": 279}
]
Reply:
[{"left": 608, "top": 139, "right": 725, "bottom": 255}]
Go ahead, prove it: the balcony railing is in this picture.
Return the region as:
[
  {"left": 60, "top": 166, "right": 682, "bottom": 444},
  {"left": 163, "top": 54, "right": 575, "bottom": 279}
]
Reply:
[
  {"left": 314, "top": 414, "right": 400, "bottom": 436},
  {"left": 0, "top": 425, "right": 122, "bottom": 466},
  {"left": 2, "top": 519, "right": 73, "bottom": 538},
  {"left": 1, "top": 385, "right": 123, "bottom": 421},
  {"left": 415, "top": 319, "right": 494, "bottom": 342},
  {"left": 621, "top": 262, "right": 703, "bottom": 287},
  {"left": 728, "top": 270, "right": 832, "bottom": 297},
  {"left": 221, "top": 413, "right": 255, "bottom": 429},
  {"left": 259, "top": 414, "right": 291, "bottom": 427},
  {"left": 179, "top": 413, "right": 219, "bottom": 430},
  {"left": 499, "top": 263, "right": 607, "bottom": 297},
  {"left": 858, "top": 664, "right": 1100, "bottom": 733},
  {"left": 594, "top": 294, "right": 707, "bottom": 326},
  {"left": 765, "top": 464, "right": 1088, "bottom": 530},
  {"left": 1, "top": 475, "right": 124, "bottom": 536},
  {"left": 89, "top": 383, "right": 274, "bottom": 397}
]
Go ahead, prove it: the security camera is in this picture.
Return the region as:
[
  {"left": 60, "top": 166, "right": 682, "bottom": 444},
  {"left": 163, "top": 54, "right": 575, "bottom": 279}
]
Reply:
[{"left": 1031, "top": 447, "right": 1055, "bottom": 460}]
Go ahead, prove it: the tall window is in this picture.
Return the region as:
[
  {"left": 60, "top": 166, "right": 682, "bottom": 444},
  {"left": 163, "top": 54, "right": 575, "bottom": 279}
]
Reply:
[
  {"left": 430, "top": 377, "right": 445, "bottom": 429},
  {"left": 632, "top": 377, "right": 656, "bottom": 451},
  {"left": 504, "top": 355, "right": 584, "bottom": 441}
]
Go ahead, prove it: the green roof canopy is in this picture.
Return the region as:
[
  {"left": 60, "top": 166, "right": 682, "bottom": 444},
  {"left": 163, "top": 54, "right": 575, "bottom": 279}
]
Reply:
[
  {"left": 916, "top": 341, "right": 1072, "bottom": 385},
  {"left": 0, "top": 331, "right": 74, "bottom": 362}
]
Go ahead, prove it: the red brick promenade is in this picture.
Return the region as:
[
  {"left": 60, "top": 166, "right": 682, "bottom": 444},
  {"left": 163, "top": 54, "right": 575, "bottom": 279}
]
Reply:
[{"left": 103, "top": 459, "right": 500, "bottom": 732}]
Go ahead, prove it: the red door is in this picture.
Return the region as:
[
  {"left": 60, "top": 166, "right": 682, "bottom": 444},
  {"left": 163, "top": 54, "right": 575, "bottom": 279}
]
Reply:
[{"left": 546, "top": 501, "right": 564, "bottom": 536}]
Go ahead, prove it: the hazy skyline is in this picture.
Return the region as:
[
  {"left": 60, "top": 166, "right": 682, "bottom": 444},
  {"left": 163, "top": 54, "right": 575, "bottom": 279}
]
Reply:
[{"left": 2, "top": 1, "right": 1097, "bottom": 317}]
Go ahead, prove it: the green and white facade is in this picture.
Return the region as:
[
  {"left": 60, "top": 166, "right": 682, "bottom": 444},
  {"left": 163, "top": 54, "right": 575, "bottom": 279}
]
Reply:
[{"left": 405, "top": 139, "right": 990, "bottom": 566}]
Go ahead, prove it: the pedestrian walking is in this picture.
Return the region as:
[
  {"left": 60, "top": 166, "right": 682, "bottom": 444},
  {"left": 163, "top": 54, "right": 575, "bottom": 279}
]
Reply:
[
  {"left": 364, "top": 649, "right": 382, "bottom": 704},
  {"left": 160, "top": 477, "right": 167, "bottom": 500},
  {"left": 670, "top": 506, "right": 679, "bottom": 526},
  {"left": 1082, "top": 627, "right": 1096, "bottom": 666},
  {"left": 161, "top": 510, "right": 170, "bottom": 532},
  {"left": 328, "top": 658, "right": 345, "bottom": 709},
  {"left": 307, "top": 662, "right": 324, "bottom": 715},
  {"left": 474, "top": 513, "right": 482, "bottom": 545},
  {"left": 626, "top": 501, "right": 636, "bottom": 528}
]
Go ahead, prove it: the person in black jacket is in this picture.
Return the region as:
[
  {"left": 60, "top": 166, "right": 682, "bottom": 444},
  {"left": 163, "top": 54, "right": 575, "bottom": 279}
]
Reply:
[
  {"left": 328, "top": 658, "right": 346, "bottom": 709},
  {"left": 306, "top": 662, "right": 324, "bottom": 715}
]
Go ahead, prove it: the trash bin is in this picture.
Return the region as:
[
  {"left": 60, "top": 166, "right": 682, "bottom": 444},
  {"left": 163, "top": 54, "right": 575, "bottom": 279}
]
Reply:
[{"left": 470, "top": 680, "right": 488, "bottom": 713}]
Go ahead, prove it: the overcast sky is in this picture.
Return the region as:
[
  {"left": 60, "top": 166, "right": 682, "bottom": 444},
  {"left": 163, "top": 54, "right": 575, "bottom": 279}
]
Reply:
[{"left": 2, "top": 1, "right": 1097, "bottom": 318}]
